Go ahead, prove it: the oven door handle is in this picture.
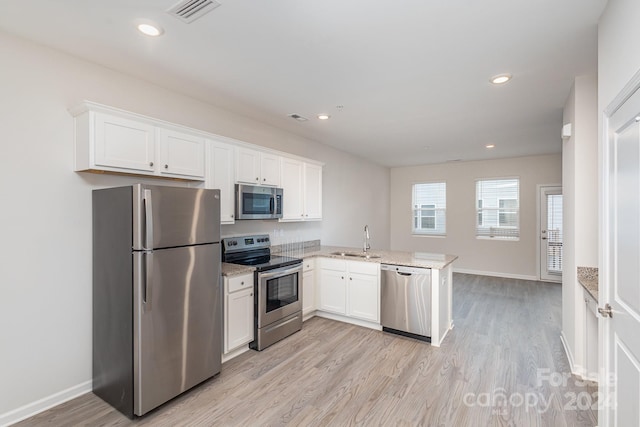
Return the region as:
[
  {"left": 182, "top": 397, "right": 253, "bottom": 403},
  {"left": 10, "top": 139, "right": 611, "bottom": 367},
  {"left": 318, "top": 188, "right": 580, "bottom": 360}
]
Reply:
[{"left": 259, "top": 264, "right": 302, "bottom": 280}]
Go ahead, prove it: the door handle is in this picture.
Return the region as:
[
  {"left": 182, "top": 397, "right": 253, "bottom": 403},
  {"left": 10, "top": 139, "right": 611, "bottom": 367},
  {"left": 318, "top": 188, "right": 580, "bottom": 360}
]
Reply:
[
  {"left": 144, "top": 251, "right": 153, "bottom": 311},
  {"left": 598, "top": 303, "right": 613, "bottom": 318},
  {"left": 143, "top": 189, "right": 153, "bottom": 250}
]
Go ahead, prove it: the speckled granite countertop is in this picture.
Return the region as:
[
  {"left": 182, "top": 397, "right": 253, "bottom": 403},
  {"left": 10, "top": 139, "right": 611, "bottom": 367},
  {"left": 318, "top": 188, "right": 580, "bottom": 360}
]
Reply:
[
  {"left": 300, "top": 245, "right": 458, "bottom": 270},
  {"left": 221, "top": 245, "right": 457, "bottom": 275},
  {"left": 221, "top": 262, "right": 255, "bottom": 277},
  {"left": 577, "top": 266, "right": 598, "bottom": 301}
]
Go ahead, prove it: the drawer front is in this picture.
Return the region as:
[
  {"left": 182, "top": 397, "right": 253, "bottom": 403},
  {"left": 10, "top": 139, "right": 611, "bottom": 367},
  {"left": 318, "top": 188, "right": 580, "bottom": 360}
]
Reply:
[
  {"left": 228, "top": 273, "right": 254, "bottom": 293},
  {"left": 303, "top": 258, "right": 315, "bottom": 272},
  {"left": 348, "top": 260, "right": 379, "bottom": 276},
  {"left": 320, "top": 257, "right": 346, "bottom": 272}
]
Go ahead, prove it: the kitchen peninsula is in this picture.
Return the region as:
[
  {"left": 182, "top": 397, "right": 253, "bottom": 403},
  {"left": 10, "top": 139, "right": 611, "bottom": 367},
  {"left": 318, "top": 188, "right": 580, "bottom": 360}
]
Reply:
[{"left": 221, "top": 244, "right": 457, "bottom": 359}]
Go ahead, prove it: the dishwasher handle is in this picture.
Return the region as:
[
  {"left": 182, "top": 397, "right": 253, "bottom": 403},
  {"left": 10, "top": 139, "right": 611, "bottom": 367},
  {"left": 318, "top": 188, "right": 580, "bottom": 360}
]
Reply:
[{"left": 381, "top": 264, "right": 431, "bottom": 276}]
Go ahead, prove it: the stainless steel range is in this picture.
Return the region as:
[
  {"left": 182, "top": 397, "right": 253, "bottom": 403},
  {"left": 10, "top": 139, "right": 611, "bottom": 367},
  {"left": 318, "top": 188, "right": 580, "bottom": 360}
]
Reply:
[{"left": 222, "top": 234, "right": 303, "bottom": 351}]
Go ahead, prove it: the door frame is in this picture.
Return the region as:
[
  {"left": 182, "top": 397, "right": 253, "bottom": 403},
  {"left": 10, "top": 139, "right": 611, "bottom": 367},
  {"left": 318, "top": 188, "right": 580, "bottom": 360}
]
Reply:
[
  {"left": 536, "top": 184, "right": 563, "bottom": 282},
  {"left": 599, "top": 67, "right": 640, "bottom": 427}
]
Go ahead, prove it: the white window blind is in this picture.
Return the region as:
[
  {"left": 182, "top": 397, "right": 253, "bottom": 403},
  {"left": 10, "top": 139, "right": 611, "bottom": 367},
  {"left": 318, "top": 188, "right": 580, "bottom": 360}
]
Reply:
[
  {"left": 412, "top": 182, "right": 446, "bottom": 235},
  {"left": 476, "top": 178, "right": 519, "bottom": 239},
  {"left": 546, "top": 194, "right": 563, "bottom": 273}
]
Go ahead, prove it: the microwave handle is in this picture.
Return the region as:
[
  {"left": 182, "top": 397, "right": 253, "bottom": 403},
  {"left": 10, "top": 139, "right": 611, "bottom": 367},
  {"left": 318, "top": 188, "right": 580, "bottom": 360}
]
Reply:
[{"left": 270, "top": 196, "right": 275, "bottom": 214}]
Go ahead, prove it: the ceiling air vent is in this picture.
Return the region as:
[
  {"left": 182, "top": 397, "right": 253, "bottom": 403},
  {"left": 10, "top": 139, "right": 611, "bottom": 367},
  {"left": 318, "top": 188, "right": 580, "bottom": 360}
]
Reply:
[
  {"left": 167, "top": 0, "right": 221, "bottom": 23},
  {"left": 288, "top": 114, "right": 309, "bottom": 122}
]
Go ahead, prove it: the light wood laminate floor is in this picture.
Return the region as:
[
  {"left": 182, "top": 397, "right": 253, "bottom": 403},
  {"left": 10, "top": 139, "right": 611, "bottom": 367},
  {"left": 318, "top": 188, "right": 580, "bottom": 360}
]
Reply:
[{"left": 16, "top": 273, "right": 598, "bottom": 426}]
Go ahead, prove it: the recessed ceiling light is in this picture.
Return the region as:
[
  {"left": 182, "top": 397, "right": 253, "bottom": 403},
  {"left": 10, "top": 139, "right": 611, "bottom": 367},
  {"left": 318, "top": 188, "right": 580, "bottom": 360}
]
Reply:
[
  {"left": 317, "top": 114, "right": 330, "bottom": 120},
  {"left": 485, "top": 144, "right": 496, "bottom": 149},
  {"left": 490, "top": 74, "right": 512, "bottom": 85},
  {"left": 137, "top": 22, "right": 164, "bottom": 37}
]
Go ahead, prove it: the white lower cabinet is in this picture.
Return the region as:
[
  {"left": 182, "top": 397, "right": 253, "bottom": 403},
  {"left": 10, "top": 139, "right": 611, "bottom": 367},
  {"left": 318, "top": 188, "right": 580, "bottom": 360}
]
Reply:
[
  {"left": 302, "top": 259, "right": 316, "bottom": 317},
  {"left": 224, "top": 273, "right": 254, "bottom": 354},
  {"left": 347, "top": 272, "right": 379, "bottom": 322},
  {"left": 318, "top": 258, "right": 380, "bottom": 323},
  {"left": 319, "top": 267, "right": 347, "bottom": 315}
]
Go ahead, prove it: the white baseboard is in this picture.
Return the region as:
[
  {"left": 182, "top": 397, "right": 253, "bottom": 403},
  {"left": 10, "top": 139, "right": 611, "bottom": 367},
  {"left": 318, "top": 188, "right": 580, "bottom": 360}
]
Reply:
[
  {"left": 560, "top": 331, "right": 581, "bottom": 376},
  {"left": 314, "top": 311, "right": 382, "bottom": 331},
  {"left": 0, "top": 380, "right": 91, "bottom": 427},
  {"left": 453, "top": 268, "right": 538, "bottom": 281}
]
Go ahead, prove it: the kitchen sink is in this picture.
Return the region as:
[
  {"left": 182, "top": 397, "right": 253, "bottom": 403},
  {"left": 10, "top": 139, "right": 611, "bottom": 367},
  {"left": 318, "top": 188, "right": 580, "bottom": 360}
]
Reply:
[{"left": 330, "top": 251, "right": 381, "bottom": 259}]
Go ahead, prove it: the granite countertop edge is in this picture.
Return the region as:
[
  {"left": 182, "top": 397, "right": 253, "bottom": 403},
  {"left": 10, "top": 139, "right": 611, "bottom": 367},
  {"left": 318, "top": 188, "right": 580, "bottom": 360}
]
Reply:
[
  {"left": 577, "top": 266, "right": 599, "bottom": 302},
  {"left": 299, "top": 245, "right": 458, "bottom": 270},
  {"left": 221, "top": 245, "right": 458, "bottom": 276}
]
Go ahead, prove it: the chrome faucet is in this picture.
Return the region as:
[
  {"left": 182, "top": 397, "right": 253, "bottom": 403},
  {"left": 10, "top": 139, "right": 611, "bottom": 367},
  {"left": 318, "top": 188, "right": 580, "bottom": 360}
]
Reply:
[{"left": 363, "top": 225, "right": 371, "bottom": 253}]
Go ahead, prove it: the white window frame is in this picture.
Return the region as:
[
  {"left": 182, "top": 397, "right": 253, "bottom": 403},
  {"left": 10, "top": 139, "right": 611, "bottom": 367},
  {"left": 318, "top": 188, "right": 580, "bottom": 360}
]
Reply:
[
  {"left": 475, "top": 178, "right": 520, "bottom": 240},
  {"left": 412, "top": 182, "right": 446, "bottom": 236}
]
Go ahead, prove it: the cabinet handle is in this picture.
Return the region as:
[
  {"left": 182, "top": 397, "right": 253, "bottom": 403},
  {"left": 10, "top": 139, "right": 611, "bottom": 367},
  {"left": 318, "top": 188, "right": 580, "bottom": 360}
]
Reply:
[
  {"left": 231, "top": 214, "right": 234, "bottom": 218},
  {"left": 256, "top": 177, "right": 259, "bottom": 181},
  {"left": 263, "top": 178, "right": 266, "bottom": 181},
  {"left": 341, "top": 276, "right": 344, "bottom": 280},
  {"left": 164, "top": 164, "right": 168, "bottom": 169},
  {"left": 349, "top": 277, "right": 352, "bottom": 280},
  {"left": 149, "top": 162, "right": 154, "bottom": 167},
  {"left": 305, "top": 214, "right": 308, "bottom": 217},
  {"left": 250, "top": 293, "right": 253, "bottom": 297}
]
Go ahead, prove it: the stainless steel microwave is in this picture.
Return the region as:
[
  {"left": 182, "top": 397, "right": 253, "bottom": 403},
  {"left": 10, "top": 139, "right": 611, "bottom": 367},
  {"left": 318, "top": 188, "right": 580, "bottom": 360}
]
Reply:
[{"left": 235, "top": 184, "right": 283, "bottom": 220}]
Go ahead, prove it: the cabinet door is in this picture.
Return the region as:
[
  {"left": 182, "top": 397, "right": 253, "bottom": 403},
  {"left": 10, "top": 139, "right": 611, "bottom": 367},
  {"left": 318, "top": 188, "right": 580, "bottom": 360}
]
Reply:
[
  {"left": 304, "top": 163, "right": 322, "bottom": 220},
  {"left": 280, "top": 158, "right": 304, "bottom": 221},
  {"left": 260, "top": 153, "right": 281, "bottom": 186},
  {"left": 94, "top": 112, "right": 155, "bottom": 172},
  {"left": 158, "top": 129, "right": 205, "bottom": 179},
  {"left": 347, "top": 272, "right": 379, "bottom": 322},
  {"left": 319, "top": 269, "right": 346, "bottom": 315},
  {"left": 235, "top": 147, "right": 261, "bottom": 184},
  {"left": 207, "top": 140, "right": 235, "bottom": 224},
  {"left": 303, "top": 268, "right": 315, "bottom": 316},
  {"left": 225, "top": 287, "right": 254, "bottom": 353}
]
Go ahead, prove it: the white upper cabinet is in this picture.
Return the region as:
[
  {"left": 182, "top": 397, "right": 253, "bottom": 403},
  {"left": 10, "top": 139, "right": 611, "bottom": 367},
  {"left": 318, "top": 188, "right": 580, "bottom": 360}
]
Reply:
[
  {"left": 206, "top": 139, "right": 236, "bottom": 224},
  {"left": 303, "top": 163, "right": 323, "bottom": 220},
  {"left": 281, "top": 158, "right": 304, "bottom": 220},
  {"left": 158, "top": 128, "right": 205, "bottom": 179},
  {"left": 90, "top": 112, "right": 156, "bottom": 172},
  {"left": 280, "top": 158, "right": 323, "bottom": 222},
  {"left": 71, "top": 102, "right": 321, "bottom": 195},
  {"left": 73, "top": 103, "right": 205, "bottom": 180},
  {"left": 235, "top": 147, "right": 280, "bottom": 186}
]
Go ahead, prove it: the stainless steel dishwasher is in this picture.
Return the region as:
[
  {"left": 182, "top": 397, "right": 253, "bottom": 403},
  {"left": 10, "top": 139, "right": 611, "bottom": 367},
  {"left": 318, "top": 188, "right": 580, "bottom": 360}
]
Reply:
[{"left": 380, "top": 264, "right": 432, "bottom": 341}]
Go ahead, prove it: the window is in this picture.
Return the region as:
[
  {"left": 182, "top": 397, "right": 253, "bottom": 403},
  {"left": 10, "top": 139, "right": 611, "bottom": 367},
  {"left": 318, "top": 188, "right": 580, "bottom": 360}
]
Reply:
[
  {"left": 476, "top": 178, "right": 519, "bottom": 239},
  {"left": 412, "top": 182, "right": 446, "bottom": 235}
]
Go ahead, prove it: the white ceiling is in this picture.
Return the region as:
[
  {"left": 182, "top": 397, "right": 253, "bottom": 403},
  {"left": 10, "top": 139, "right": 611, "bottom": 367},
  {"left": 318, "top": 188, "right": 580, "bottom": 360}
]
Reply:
[{"left": 0, "top": 0, "right": 606, "bottom": 167}]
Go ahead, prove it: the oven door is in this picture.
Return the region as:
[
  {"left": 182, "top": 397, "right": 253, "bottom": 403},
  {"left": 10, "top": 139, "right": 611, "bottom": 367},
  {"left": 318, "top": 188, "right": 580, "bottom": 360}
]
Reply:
[{"left": 257, "top": 263, "right": 302, "bottom": 328}]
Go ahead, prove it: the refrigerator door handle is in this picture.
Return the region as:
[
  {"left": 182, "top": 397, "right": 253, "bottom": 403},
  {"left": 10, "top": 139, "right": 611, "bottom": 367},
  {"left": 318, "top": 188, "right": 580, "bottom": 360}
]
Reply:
[
  {"left": 144, "top": 251, "right": 153, "bottom": 311},
  {"left": 143, "top": 189, "right": 154, "bottom": 250}
]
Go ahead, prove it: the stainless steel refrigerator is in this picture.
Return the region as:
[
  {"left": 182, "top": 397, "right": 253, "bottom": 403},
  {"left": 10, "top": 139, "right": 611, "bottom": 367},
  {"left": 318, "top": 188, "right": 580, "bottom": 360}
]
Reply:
[{"left": 92, "top": 184, "right": 222, "bottom": 418}]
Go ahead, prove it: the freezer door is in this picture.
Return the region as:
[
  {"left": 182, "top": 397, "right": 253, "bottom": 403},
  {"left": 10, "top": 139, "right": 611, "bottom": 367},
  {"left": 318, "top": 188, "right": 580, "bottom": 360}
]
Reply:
[
  {"left": 133, "top": 184, "right": 220, "bottom": 250},
  {"left": 133, "top": 243, "right": 221, "bottom": 416}
]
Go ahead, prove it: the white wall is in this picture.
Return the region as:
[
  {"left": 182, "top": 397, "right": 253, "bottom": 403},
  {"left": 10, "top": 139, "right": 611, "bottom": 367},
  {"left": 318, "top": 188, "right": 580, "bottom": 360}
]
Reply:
[
  {"left": 599, "top": 0, "right": 640, "bottom": 114},
  {"left": 561, "top": 75, "right": 598, "bottom": 376},
  {"left": 0, "top": 31, "right": 389, "bottom": 422},
  {"left": 389, "top": 154, "right": 562, "bottom": 279}
]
